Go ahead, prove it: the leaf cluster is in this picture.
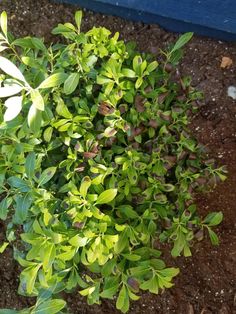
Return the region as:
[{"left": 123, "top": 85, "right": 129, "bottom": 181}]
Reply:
[{"left": 0, "top": 11, "right": 226, "bottom": 313}]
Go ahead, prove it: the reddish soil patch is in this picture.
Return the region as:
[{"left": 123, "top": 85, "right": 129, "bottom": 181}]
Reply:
[{"left": 0, "top": 1, "right": 236, "bottom": 313}]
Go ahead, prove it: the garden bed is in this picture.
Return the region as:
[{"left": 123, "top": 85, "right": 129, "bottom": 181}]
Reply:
[{"left": 0, "top": 0, "right": 236, "bottom": 313}]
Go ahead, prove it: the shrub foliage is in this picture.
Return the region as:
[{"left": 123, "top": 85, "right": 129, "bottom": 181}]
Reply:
[{"left": 0, "top": 11, "right": 226, "bottom": 313}]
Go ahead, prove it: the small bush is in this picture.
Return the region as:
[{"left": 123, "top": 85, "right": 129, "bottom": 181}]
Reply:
[{"left": 0, "top": 11, "right": 226, "bottom": 313}]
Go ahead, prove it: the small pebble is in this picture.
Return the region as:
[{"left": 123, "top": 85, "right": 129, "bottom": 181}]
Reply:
[{"left": 227, "top": 86, "right": 236, "bottom": 99}]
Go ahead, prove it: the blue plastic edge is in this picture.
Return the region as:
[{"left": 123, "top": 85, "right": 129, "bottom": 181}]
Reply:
[{"left": 54, "top": 0, "right": 236, "bottom": 41}]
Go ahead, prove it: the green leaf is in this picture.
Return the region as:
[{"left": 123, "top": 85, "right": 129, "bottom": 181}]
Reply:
[
  {"left": 116, "top": 285, "right": 126, "bottom": 310},
  {"left": 100, "top": 284, "right": 119, "bottom": 299},
  {"left": 20, "top": 263, "right": 41, "bottom": 294},
  {"left": 69, "top": 235, "right": 87, "bottom": 247},
  {"left": 25, "top": 152, "right": 36, "bottom": 179},
  {"left": 171, "top": 32, "right": 193, "bottom": 53},
  {"left": 117, "top": 205, "right": 138, "bottom": 218},
  {"left": 147, "top": 61, "right": 158, "bottom": 73},
  {"left": 80, "top": 286, "right": 95, "bottom": 296},
  {"left": 7, "top": 177, "right": 30, "bottom": 192},
  {"left": 38, "top": 72, "right": 67, "bottom": 89},
  {"left": 208, "top": 228, "right": 219, "bottom": 245},
  {"left": 63, "top": 73, "right": 80, "bottom": 95},
  {"left": 158, "top": 267, "right": 180, "bottom": 277},
  {"left": 162, "top": 184, "right": 175, "bottom": 192},
  {"left": 75, "top": 11, "right": 82, "bottom": 32},
  {"left": 150, "top": 259, "right": 166, "bottom": 270},
  {"left": 3, "top": 96, "right": 22, "bottom": 122},
  {"left": 96, "top": 189, "right": 117, "bottom": 205},
  {"left": 0, "top": 197, "right": 12, "bottom": 220},
  {"left": 101, "top": 259, "right": 116, "bottom": 277},
  {"left": 38, "top": 167, "right": 57, "bottom": 186},
  {"left": 0, "top": 310, "right": 18, "bottom": 314},
  {"left": 27, "top": 104, "right": 42, "bottom": 133},
  {"left": 79, "top": 176, "right": 91, "bottom": 198},
  {"left": 12, "top": 37, "right": 34, "bottom": 49},
  {"left": 22, "top": 56, "right": 41, "bottom": 69},
  {"left": 114, "top": 229, "right": 128, "bottom": 254},
  {"left": 135, "top": 77, "right": 143, "bottom": 89},
  {"left": 133, "top": 55, "right": 142, "bottom": 74},
  {"left": 121, "top": 68, "right": 136, "bottom": 78},
  {"left": 30, "top": 89, "right": 44, "bottom": 111},
  {"left": 31, "top": 38, "right": 47, "bottom": 52},
  {"left": 0, "top": 11, "right": 8, "bottom": 38},
  {"left": 204, "top": 212, "right": 223, "bottom": 226},
  {"left": 14, "top": 193, "right": 32, "bottom": 224},
  {"left": 35, "top": 299, "right": 66, "bottom": 314},
  {"left": 57, "top": 249, "right": 75, "bottom": 261},
  {"left": 96, "top": 76, "right": 113, "bottom": 85},
  {"left": 171, "top": 231, "right": 185, "bottom": 257},
  {"left": 0, "top": 56, "right": 26, "bottom": 83},
  {"left": 54, "top": 95, "right": 72, "bottom": 118},
  {"left": 122, "top": 253, "right": 141, "bottom": 261},
  {"left": 140, "top": 276, "right": 159, "bottom": 294},
  {"left": 0, "top": 242, "right": 9, "bottom": 253},
  {"left": 43, "top": 126, "right": 53, "bottom": 142},
  {"left": 127, "top": 168, "right": 137, "bottom": 185},
  {"left": 127, "top": 289, "right": 140, "bottom": 301}
]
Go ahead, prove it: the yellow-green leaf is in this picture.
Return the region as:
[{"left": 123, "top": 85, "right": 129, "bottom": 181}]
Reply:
[
  {"left": 30, "top": 89, "right": 44, "bottom": 111},
  {"left": 96, "top": 189, "right": 117, "bottom": 205},
  {"left": 38, "top": 72, "right": 67, "bottom": 89},
  {"left": 0, "top": 11, "right": 7, "bottom": 38},
  {"left": 64, "top": 72, "right": 80, "bottom": 95}
]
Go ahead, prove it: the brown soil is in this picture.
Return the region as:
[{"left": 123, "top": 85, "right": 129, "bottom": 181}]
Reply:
[{"left": 0, "top": 1, "right": 236, "bottom": 313}]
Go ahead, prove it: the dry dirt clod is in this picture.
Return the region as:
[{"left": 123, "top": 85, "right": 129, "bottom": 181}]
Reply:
[{"left": 220, "top": 56, "right": 233, "bottom": 68}]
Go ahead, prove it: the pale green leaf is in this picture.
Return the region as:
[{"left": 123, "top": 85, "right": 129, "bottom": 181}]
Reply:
[
  {"left": 69, "top": 235, "right": 87, "bottom": 247},
  {"left": 116, "top": 285, "right": 127, "bottom": 310},
  {"left": 42, "top": 243, "right": 56, "bottom": 271},
  {"left": 79, "top": 286, "right": 95, "bottom": 296},
  {"left": 43, "top": 126, "right": 53, "bottom": 142},
  {"left": 147, "top": 61, "right": 158, "bottom": 73},
  {"left": 35, "top": 299, "right": 66, "bottom": 314},
  {"left": 0, "top": 46, "right": 8, "bottom": 52},
  {"left": 30, "top": 89, "right": 44, "bottom": 111},
  {"left": 96, "top": 189, "right": 117, "bottom": 205},
  {"left": 79, "top": 176, "right": 91, "bottom": 198},
  {"left": 0, "top": 11, "right": 8, "bottom": 38},
  {"left": 20, "top": 264, "right": 41, "bottom": 294},
  {"left": 0, "top": 84, "right": 23, "bottom": 98},
  {"left": 54, "top": 95, "right": 72, "bottom": 118},
  {"left": 0, "top": 56, "right": 26, "bottom": 83},
  {"left": 121, "top": 68, "right": 136, "bottom": 78},
  {"left": 38, "top": 72, "right": 67, "bottom": 89},
  {"left": 3, "top": 96, "right": 22, "bottom": 121},
  {"left": 27, "top": 104, "right": 42, "bottom": 133},
  {"left": 63, "top": 72, "right": 80, "bottom": 95},
  {"left": 75, "top": 11, "right": 82, "bottom": 31}
]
